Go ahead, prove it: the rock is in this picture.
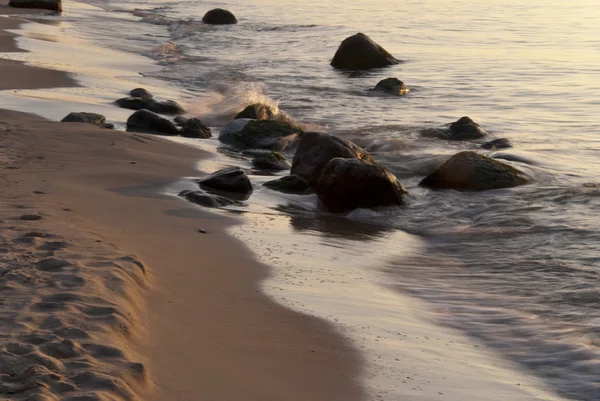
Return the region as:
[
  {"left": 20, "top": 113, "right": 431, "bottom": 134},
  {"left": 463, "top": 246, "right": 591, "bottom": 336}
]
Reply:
[
  {"left": 263, "top": 175, "right": 310, "bottom": 194},
  {"left": 178, "top": 190, "right": 238, "bottom": 208},
  {"left": 219, "top": 119, "right": 304, "bottom": 150},
  {"left": 174, "top": 116, "right": 188, "bottom": 126},
  {"left": 60, "top": 112, "right": 113, "bottom": 129},
  {"left": 235, "top": 103, "right": 278, "bottom": 120},
  {"left": 181, "top": 118, "right": 211, "bottom": 138},
  {"left": 482, "top": 138, "right": 513, "bottom": 150},
  {"left": 249, "top": 151, "right": 290, "bottom": 170},
  {"left": 9, "top": 0, "right": 61, "bottom": 12},
  {"left": 202, "top": 8, "right": 237, "bottom": 25},
  {"left": 126, "top": 110, "right": 179, "bottom": 136},
  {"left": 331, "top": 33, "right": 399, "bottom": 70},
  {"left": 291, "top": 132, "right": 375, "bottom": 186},
  {"left": 316, "top": 158, "right": 407, "bottom": 213},
  {"left": 447, "top": 116, "right": 488, "bottom": 140},
  {"left": 199, "top": 167, "right": 252, "bottom": 194},
  {"left": 419, "top": 151, "right": 529, "bottom": 191},
  {"left": 130, "top": 88, "right": 153, "bottom": 99},
  {"left": 373, "top": 78, "right": 409, "bottom": 96},
  {"left": 115, "top": 97, "right": 185, "bottom": 115}
]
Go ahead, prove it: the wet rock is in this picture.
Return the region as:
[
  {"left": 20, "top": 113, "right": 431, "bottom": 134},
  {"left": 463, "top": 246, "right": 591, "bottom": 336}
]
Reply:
[
  {"left": 60, "top": 112, "right": 114, "bottom": 129},
  {"left": 199, "top": 167, "right": 252, "bottom": 194},
  {"left": 482, "top": 138, "right": 513, "bottom": 150},
  {"left": 291, "top": 132, "right": 375, "bottom": 186},
  {"left": 219, "top": 119, "right": 304, "bottom": 150},
  {"left": 316, "top": 158, "right": 407, "bottom": 213},
  {"left": 331, "top": 33, "right": 399, "bottom": 70},
  {"left": 447, "top": 116, "right": 488, "bottom": 140},
  {"left": 420, "top": 151, "right": 529, "bottom": 191},
  {"left": 373, "top": 78, "right": 409, "bottom": 96},
  {"left": 174, "top": 116, "right": 188, "bottom": 126},
  {"left": 202, "top": 8, "right": 237, "bottom": 24},
  {"left": 9, "top": 0, "right": 61, "bottom": 12},
  {"left": 263, "top": 175, "right": 311, "bottom": 194},
  {"left": 178, "top": 190, "right": 239, "bottom": 208},
  {"left": 181, "top": 118, "right": 211, "bottom": 138},
  {"left": 20, "top": 214, "right": 43, "bottom": 221},
  {"left": 115, "top": 97, "right": 185, "bottom": 115},
  {"left": 250, "top": 151, "right": 290, "bottom": 170},
  {"left": 126, "top": 110, "right": 179, "bottom": 136},
  {"left": 130, "top": 88, "right": 153, "bottom": 99},
  {"left": 235, "top": 103, "right": 278, "bottom": 120}
]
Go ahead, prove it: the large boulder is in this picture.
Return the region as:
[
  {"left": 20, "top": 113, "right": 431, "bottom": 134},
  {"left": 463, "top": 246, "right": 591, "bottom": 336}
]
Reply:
[
  {"left": 316, "top": 158, "right": 407, "bottom": 213},
  {"left": 181, "top": 118, "right": 211, "bottom": 138},
  {"left": 130, "top": 88, "right": 153, "bottom": 99},
  {"left": 202, "top": 8, "right": 237, "bottom": 25},
  {"left": 291, "top": 132, "right": 375, "bottom": 186},
  {"left": 235, "top": 103, "right": 278, "bottom": 120},
  {"left": 263, "top": 175, "right": 310, "bottom": 194},
  {"left": 126, "top": 110, "right": 179, "bottom": 135},
  {"left": 9, "top": 0, "right": 61, "bottom": 12},
  {"left": 331, "top": 33, "right": 399, "bottom": 70},
  {"left": 373, "top": 78, "right": 409, "bottom": 96},
  {"left": 115, "top": 97, "right": 185, "bottom": 115},
  {"left": 61, "top": 112, "right": 113, "bottom": 129},
  {"left": 420, "top": 151, "right": 529, "bottom": 191},
  {"left": 178, "top": 190, "right": 239, "bottom": 208},
  {"left": 199, "top": 167, "right": 252, "bottom": 194},
  {"left": 219, "top": 119, "right": 304, "bottom": 150}
]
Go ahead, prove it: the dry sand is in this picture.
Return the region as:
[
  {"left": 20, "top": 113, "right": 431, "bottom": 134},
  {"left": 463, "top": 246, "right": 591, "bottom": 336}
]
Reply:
[{"left": 0, "top": 13, "right": 363, "bottom": 401}]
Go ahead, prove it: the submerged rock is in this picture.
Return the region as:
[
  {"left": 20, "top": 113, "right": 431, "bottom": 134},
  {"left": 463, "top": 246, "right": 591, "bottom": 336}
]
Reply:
[
  {"left": 219, "top": 119, "right": 304, "bottom": 150},
  {"left": 235, "top": 103, "right": 278, "bottom": 120},
  {"left": 9, "top": 0, "right": 61, "bottom": 12},
  {"left": 263, "top": 175, "right": 310, "bottom": 194},
  {"left": 373, "top": 78, "right": 409, "bottom": 96},
  {"left": 126, "top": 110, "right": 179, "bottom": 136},
  {"left": 291, "top": 132, "right": 375, "bottom": 186},
  {"left": 178, "top": 190, "right": 238, "bottom": 208},
  {"left": 316, "top": 158, "right": 407, "bottom": 213},
  {"left": 482, "top": 138, "right": 513, "bottom": 150},
  {"left": 130, "top": 88, "right": 153, "bottom": 99},
  {"left": 115, "top": 97, "right": 185, "bottom": 115},
  {"left": 447, "top": 116, "right": 488, "bottom": 140},
  {"left": 173, "top": 116, "right": 188, "bottom": 126},
  {"left": 420, "top": 151, "right": 529, "bottom": 191},
  {"left": 181, "top": 118, "right": 211, "bottom": 138},
  {"left": 199, "top": 167, "right": 252, "bottom": 194},
  {"left": 331, "top": 33, "right": 399, "bottom": 70},
  {"left": 250, "top": 151, "right": 290, "bottom": 171},
  {"left": 61, "top": 112, "right": 113, "bottom": 129},
  {"left": 202, "top": 8, "right": 237, "bottom": 24}
]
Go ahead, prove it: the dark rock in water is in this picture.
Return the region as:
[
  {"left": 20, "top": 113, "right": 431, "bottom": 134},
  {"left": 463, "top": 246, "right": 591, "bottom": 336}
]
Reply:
[
  {"left": 447, "top": 116, "right": 488, "bottom": 140},
  {"left": 235, "top": 103, "right": 278, "bottom": 120},
  {"left": 373, "top": 78, "right": 409, "bottom": 96},
  {"left": 316, "top": 158, "right": 407, "bottom": 213},
  {"left": 420, "top": 151, "right": 529, "bottom": 191},
  {"left": 61, "top": 112, "right": 113, "bottom": 129},
  {"left": 250, "top": 151, "right": 290, "bottom": 171},
  {"left": 263, "top": 175, "right": 310, "bottom": 194},
  {"left": 202, "top": 8, "right": 237, "bottom": 25},
  {"left": 219, "top": 119, "right": 304, "bottom": 150},
  {"left": 9, "top": 0, "right": 61, "bottom": 12},
  {"left": 482, "top": 138, "right": 513, "bottom": 150},
  {"left": 178, "top": 190, "right": 238, "bottom": 208},
  {"left": 126, "top": 110, "right": 179, "bottom": 136},
  {"left": 130, "top": 88, "right": 153, "bottom": 99},
  {"left": 20, "top": 214, "right": 43, "bottom": 221},
  {"left": 173, "top": 116, "right": 188, "bottom": 126},
  {"left": 115, "top": 97, "right": 185, "bottom": 115},
  {"left": 181, "top": 118, "right": 211, "bottom": 138},
  {"left": 291, "top": 132, "right": 375, "bottom": 186},
  {"left": 199, "top": 167, "right": 252, "bottom": 194},
  {"left": 331, "top": 33, "right": 399, "bottom": 70}
]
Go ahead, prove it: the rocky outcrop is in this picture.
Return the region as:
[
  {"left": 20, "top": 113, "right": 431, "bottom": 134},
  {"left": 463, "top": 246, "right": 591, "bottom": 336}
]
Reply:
[
  {"left": 235, "top": 103, "right": 278, "bottom": 120},
  {"left": 420, "top": 151, "right": 529, "bottom": 191},
  {"left": 202, "top": 8, "right": 237, "bottom": 24},
  {"left": 9, "top": 0, "right": 61, "bottom": 12},
  {"left": 316, "top": 158, "right": 407, "bottom": 213},
  {"left": 263, "top": 175, "right": 310, "bottom": 194},
  {"left": 250, "top": 151, "right": 290, "bottom": 170},
  {"left": 181, "top": 118, "right": 211, "bottom": 138},
  {"left": 130, "top": 88, "right": 153, "bottom": 99},
  {"left": 126, "top": 110, "right": 179, "bottom": 135},
  {"left": 178, "top": 190, "right": 239, "bottom": 208},
  {"left": 199, "top": 167, "right": 252, "bottom": 194},
  {"left": 331, "top": 33, "right": 399, "bottom": 70},
  {"left": 115, "top": 97, "right": 185, "bottom": 115},
  {"left": 61, "top": 112, "right": 113, "bottom": 129},
  {"left": 219, "top": 119, "right": 304, "bottom": 150},
  {"left": 291, "top": 132, "right": 375, "bottom": 186},
  {"left": 373, "top": 78, "right": 409, "bottom": 96},
  {"left": 482, "top": 138, "right": 513, "bottom": 150}
]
